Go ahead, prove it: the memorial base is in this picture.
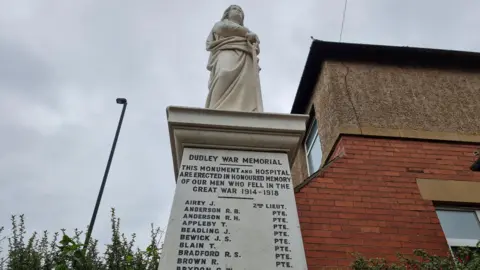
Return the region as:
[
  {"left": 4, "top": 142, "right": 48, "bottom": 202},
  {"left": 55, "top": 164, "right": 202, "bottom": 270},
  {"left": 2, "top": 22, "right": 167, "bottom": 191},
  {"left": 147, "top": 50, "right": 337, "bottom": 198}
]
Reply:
[{"left": 160, "top": 106, "right": 309, "bottom": 270}]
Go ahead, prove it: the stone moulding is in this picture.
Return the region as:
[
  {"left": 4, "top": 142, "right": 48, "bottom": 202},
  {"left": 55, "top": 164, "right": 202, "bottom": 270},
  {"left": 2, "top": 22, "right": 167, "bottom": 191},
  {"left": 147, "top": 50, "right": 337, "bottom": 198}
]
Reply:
[{"left": 166, "top": 106, "right": 309, "bottom": 180}]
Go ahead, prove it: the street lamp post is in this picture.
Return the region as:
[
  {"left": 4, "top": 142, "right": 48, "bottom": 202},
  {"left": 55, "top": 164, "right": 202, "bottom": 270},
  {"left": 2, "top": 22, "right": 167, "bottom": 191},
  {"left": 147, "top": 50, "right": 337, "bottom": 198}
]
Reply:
[{"left": 83, "top": 98, "right": 128, "bottom": 253}]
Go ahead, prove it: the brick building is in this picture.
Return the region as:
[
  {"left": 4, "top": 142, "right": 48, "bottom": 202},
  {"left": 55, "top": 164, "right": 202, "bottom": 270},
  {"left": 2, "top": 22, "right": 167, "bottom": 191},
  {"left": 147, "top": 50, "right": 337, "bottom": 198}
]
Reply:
[{"left": 290, "top": 40, "right": 480, "bottom": 269}]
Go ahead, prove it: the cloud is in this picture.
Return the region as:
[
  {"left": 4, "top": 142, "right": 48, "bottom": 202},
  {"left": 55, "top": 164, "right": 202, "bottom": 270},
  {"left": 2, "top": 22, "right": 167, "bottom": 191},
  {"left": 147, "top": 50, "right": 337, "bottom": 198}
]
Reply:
[
  {"left": 344, "top": 0, "right": 480, "bottom": 50},
  {"left": 0, "top": 0, "right": 478, "bottom": 252}
]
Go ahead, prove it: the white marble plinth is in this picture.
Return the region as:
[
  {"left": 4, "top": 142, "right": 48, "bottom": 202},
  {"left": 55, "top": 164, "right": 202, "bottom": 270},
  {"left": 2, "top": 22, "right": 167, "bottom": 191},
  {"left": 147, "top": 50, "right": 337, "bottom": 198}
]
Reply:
[{"left": 160, "top": 106, "right": 309, "bottom": 270}]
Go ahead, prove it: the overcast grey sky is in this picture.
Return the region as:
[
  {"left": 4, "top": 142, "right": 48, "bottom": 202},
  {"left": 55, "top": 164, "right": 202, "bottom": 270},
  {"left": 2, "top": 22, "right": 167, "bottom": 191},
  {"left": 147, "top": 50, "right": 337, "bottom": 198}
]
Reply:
[{"left": 0, "top": 0, "right": 479, "bottom": 250}]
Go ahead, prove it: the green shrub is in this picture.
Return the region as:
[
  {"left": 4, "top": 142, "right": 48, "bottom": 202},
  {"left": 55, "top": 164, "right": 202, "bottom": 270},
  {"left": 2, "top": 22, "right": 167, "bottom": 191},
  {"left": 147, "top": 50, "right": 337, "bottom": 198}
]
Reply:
[
  {"left": 351, "top": 245, "right": 480, "bottom": 270},
  {"left": 0, "top": 208, "right": 163, "bottom": 270}
]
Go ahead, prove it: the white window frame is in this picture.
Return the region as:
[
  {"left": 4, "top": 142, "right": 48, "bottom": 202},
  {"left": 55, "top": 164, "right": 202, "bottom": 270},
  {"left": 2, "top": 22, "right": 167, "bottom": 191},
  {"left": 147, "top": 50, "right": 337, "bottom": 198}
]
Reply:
[
  {"left": 304, "top": 118, "right": 321, "bottom": 176},
  {"left": 436, "top": 206, "right": 480, "bottom": 248}
]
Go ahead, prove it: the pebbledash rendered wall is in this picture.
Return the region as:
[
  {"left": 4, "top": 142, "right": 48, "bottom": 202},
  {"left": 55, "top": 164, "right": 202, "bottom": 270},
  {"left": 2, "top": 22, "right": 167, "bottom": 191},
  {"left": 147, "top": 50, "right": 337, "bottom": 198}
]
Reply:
[
  {"left": 294, "top": 135, "right": 480, "bottom": 269},
  {"left": 291, "top": 61, "right": 480, "bottom": 184}
]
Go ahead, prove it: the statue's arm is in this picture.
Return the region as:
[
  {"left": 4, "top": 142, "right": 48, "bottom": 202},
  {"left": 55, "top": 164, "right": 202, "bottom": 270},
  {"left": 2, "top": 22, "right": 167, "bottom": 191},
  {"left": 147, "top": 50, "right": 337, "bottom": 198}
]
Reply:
[{"left": 213, "top": 20, "right": 249, "bottom": 38}]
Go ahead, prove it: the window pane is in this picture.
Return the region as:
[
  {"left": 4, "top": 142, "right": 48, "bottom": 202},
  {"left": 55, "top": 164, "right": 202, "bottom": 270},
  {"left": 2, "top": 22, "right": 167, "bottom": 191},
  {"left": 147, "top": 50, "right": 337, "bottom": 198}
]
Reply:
[
  {"left": 436, "top": 210, "right": 480, "bottom": 240},
  {"left": 306, "top": 120, "right": 318, "bottom": 149},
  {"left": 307, "top": 134, "right": 322, "bottom": 174}
]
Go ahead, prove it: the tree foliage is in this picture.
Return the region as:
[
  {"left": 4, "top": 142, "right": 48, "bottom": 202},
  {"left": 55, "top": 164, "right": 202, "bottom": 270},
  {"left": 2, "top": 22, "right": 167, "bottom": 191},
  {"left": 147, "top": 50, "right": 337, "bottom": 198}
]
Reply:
[
  {"left": 0, "top": 208, "right": 163, "bottom": 270},
  {"left": 352, "top": 245, "right": 480, "bottom": 270}
]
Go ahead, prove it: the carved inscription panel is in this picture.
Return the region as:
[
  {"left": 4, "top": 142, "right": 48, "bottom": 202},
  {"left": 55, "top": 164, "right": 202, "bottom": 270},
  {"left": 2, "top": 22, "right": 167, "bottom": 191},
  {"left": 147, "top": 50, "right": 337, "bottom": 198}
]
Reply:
[{"left": 159, "top": 148, "right": 308, "bottom": 270}]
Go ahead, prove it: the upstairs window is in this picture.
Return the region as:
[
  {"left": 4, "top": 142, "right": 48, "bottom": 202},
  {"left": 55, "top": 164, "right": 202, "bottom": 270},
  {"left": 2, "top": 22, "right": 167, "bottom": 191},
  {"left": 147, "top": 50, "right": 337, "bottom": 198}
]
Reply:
[
  {"left": 436, "top": 207, "right": 480, "bottom": 255},
  {"left": 305, "top": 118, "right": 322, "bottom": 176}
]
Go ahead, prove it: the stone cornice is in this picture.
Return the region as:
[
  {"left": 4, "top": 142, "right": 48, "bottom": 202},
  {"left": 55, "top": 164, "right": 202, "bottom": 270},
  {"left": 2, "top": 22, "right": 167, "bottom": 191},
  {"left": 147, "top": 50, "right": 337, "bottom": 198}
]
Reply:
[{"left": 167, "top": 106, "right": 309, "bottom": 180}]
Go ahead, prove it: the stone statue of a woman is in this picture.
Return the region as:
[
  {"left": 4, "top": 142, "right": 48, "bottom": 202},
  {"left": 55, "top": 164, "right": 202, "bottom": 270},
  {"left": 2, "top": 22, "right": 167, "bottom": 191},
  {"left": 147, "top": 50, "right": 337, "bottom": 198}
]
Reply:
[{"left": 205, "top": 5, "right": 263, "bottom": 112}]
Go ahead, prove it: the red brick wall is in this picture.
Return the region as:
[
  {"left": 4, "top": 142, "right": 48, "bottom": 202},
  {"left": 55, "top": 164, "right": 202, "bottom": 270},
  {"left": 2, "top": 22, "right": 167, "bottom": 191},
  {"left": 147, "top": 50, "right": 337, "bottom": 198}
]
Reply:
[{"left": 295, "top": 135, "right": 480, "bottom": 269}]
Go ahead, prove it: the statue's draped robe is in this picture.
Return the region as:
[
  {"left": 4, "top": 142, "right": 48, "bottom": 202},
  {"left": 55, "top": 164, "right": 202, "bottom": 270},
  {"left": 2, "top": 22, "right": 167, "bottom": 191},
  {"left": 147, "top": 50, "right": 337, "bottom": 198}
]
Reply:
[{"left": 205, "top": 28, "right": 263, "bottom": 112}]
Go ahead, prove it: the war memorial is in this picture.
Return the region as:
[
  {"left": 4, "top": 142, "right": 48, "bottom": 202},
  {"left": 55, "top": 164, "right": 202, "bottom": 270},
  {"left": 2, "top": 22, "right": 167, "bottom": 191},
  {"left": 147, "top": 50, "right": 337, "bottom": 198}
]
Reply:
[{"left": 158, "top": 5, "right": 309, "bottom": 270}]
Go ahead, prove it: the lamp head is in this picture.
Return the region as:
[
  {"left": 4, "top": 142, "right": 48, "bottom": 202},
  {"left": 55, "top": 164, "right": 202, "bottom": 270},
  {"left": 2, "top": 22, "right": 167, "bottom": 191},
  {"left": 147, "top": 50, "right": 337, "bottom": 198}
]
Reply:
[
  {"left": 471, "top": 158, "right": 480, "bottom": 171},
  {"left": 470, "top": 149, "right": 480, "bottom": 171},
  {"left": 116, "top": 98, "right": 127, "bottom": 104}
]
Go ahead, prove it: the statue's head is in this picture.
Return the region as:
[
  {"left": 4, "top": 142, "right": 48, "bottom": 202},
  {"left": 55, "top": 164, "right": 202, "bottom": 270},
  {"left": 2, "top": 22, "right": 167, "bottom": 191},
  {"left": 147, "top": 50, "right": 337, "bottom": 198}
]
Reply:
[{"left": 222, "top": 5, "right": 244, "bottom": 25}]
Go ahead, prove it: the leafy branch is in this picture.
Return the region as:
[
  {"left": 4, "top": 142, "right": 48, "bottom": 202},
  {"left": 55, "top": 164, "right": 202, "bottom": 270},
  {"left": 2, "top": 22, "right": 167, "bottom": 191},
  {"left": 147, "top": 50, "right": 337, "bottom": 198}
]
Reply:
[{"left": 0, "top": 208, "right": 163, "bottom": 270}]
